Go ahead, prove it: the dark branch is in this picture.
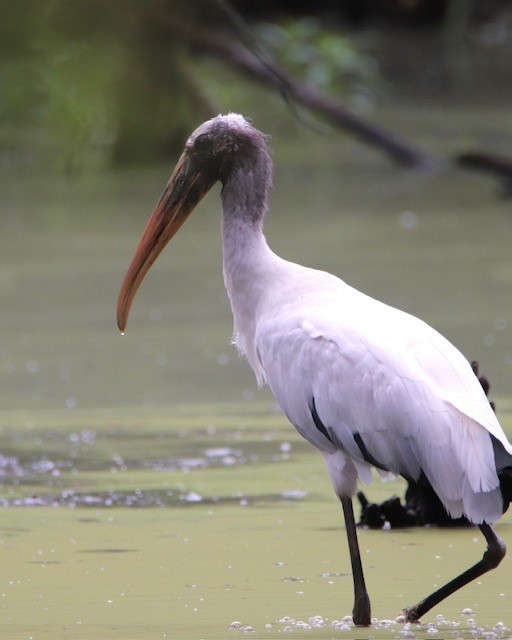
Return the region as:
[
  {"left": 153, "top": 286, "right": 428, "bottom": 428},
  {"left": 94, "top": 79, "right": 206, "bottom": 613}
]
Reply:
[
  {"left": 166, "top": 19, "right": 441, "bottom": 171},
  {"left": 458, "top": 151, "right": 512, "bottom": 196}
]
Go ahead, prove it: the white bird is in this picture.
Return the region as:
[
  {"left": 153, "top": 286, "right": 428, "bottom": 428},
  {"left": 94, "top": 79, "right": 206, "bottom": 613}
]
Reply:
[{"left": 117, "top": 114, "right": 512, "bottom": 626}]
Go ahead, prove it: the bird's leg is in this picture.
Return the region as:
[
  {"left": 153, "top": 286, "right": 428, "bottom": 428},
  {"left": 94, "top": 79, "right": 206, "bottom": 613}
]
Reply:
[
  {"left": 401, "top": 523, "right": 506, "bottom": 623},
  {"left": 340, "top": 494, "right": 372, "bottom": 626}
]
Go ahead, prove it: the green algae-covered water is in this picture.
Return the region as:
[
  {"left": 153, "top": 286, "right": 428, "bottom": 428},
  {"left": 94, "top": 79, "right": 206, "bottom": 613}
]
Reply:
[
  {"left": 1, "top": 102, "right": 512, "bottom": 639},
  {"left": 1, "top": 407, "right": 512, "bottom": 639}
]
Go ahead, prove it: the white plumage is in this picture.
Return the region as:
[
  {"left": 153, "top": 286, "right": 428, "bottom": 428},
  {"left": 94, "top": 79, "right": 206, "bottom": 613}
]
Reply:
[
  {"left": 117, "top": 113, "right": 512, "bottom": 625},
  {"left": 258, "top": 275, "right": 506, "bottom": 520}
]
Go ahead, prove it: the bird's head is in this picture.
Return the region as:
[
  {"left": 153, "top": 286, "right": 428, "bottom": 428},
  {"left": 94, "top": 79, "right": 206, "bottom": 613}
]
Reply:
[{"left": 116, "top": 113, "right": 268, "bottom": 333}]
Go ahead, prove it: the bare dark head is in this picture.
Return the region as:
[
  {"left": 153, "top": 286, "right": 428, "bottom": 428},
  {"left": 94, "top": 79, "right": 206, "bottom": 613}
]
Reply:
[
  {"left": 183, "top": 114, "right": 271, "bottom": 184},
  {"left": 116, "top": 114, "right": 272, "bottom": 333}
]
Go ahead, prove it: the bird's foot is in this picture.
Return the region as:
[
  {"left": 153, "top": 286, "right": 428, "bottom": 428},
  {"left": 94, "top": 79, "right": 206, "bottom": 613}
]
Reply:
[
  {"left": 397, "top": 606, "right": 421, "bottom": 624},
  {"left": 352, "top": 593, "right": 372, "bottom": 626}
]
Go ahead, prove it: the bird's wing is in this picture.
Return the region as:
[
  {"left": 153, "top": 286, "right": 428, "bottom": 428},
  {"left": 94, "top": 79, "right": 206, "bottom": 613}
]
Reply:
[{"left": 255, "top": 283, "right": 509, "bottom": 522}]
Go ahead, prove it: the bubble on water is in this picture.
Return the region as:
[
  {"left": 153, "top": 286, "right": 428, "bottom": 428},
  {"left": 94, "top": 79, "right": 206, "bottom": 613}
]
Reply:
[
  {"left": 183, "top": 491, "right": 202, "bottom": 503},
  {"left": 243, "top": 626, "right": 254, "bottom": 633},
  {"left": 483, "top": 334, "right": 495, "bottom": 347},
  {"left": 495, "top": 317, "right": 508, "bottom": 331},
  {"left": 308, "top": 615, "right": 325, "bottom": 627},
  {"left": 380, "top": 619, "right": 395, "bottom": 626},
  {"left": 32, "top": 459, "right": 55, "bottom": 474},
  {"left": 295, "top": 621, "right": 311, "bottom": 629},
  {"left": 26, "top": 360, "right": 39, "bottom": 374},
  {"left": 281, "top": 490, "right": 307, "bottom": 500},
  {"left": 462, "top": 608, "right": 475, "bottom": 615},
  {"left": 398, "top": 210, "right": 419, "bottom": 230},
  {"left": 229, "top": 621, "right": 243, "bottom": 629}
]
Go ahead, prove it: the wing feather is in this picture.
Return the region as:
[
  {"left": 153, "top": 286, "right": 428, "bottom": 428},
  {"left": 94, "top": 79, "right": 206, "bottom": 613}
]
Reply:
[{"left": 255, "top": 279, "right": 509, "bottom": 523}]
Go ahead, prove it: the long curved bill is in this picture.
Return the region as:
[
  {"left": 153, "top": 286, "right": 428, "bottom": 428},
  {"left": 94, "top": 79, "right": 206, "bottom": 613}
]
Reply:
[{"left": 117, "top": 153, "right": 216, "bottom": 332}]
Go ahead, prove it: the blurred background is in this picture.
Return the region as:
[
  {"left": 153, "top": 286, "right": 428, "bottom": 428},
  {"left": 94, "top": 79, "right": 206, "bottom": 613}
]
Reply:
[{"left": 1, "top": 0, "right": 511, "bottom": 417}]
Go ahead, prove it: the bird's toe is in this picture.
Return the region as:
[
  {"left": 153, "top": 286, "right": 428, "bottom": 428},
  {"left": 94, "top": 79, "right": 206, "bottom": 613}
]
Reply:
[{"left": 398, "top": 606, "right": 421, "bottom": 623}]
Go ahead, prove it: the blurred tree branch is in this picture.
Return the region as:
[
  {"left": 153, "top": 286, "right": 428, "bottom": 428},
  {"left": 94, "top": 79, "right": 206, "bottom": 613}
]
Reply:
[
  {"left": 458, "top": 151, "right": 512, "bottom": 196},
  {"left": 167, "top": 17, "right": 441, "bottom": 170}
]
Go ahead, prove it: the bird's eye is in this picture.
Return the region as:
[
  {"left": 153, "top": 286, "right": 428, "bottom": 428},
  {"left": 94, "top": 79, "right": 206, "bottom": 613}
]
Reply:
[{"left": 194, "top": 134, "right": 211, "bottom": 150}]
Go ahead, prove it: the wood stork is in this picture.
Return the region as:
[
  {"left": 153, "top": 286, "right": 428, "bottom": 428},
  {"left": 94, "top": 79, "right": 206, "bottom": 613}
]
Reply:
[{"left": 117, "top": 114, "right": 512, "bottom": 626}]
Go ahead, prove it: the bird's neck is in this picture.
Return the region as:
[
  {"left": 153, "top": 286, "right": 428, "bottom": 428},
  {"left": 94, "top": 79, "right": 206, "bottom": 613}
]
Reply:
[
  {"left": 220, "top": 161, "right": 278, "bottom": 382},
  {"left": 221, "top": 207, "right": 274, "bottom": 295},
  {"left": 220, "top": 155, "right": 275, "bottom": 289}
]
